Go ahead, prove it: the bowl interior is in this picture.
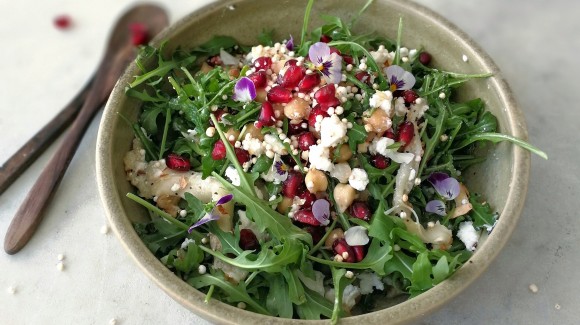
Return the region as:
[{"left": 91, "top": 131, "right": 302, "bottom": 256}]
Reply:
[{"left": 97, "top": 0, "right": 530, "bottom": 324}]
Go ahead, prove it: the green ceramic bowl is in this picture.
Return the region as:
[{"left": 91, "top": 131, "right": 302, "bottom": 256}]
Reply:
[{"left": 96, "top": 0, "right": 530, "bottom": 323}]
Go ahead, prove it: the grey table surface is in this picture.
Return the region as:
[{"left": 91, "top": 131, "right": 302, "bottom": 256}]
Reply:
[{"left": 0, "top": 0, "right": 577, "bottom": 324}]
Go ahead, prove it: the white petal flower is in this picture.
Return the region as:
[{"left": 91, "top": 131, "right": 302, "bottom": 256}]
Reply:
[{"left": 344, "top": 226, "right": 369, "bottom": 246}]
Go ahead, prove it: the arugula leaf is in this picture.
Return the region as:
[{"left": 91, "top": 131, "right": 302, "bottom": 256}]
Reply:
[
  {"left": 468, "top": 193, "right": 498, "bottom": 229},
  {"left": 265, "top": 273, "right": 294, "bottom": 318},
  {"left": 188, "top": 274, "right": 271, "bottom": 315},
  {"left": 384, "top": 251, "right": 415, "bottom": 281},
  {"left": 296, "top": 288, "right": 334, "bottom": 320},
  {"left": 171, "top": 243, "right": 204, "bottom": 274},
  {"left": 330, "top": 267, "right": 350, "bottom": 324},
  {"left": 282, "top": 268, "right": 307, "bottom": 305},
  {"left": 307, "top": 239, "right": 392, "bottom": 275},
  {"left": 432, "top": 255, "right": 450, "bottom": 285},
  {"left": 409, "top": 251, "right": 433, "bottom": 297},
  {"left": 208, "top": 223, "right": 244, "bottom": 256}
]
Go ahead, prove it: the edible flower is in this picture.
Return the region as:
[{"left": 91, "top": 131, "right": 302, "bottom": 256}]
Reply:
[
  {"left": 232, "top": 77, "right": 256, "bottom": 102},
  {"left": 344, "top": 226, "right": 369, "bottom": 246},
  {"left": 188, "top": 194, "right": 233, "bottom": 232},
  {"left": 308, "top": 42, "right": 342, "bottom": 84},
  {"left": 274, "top": 160, "right": 289, "bottom": 175},
  {"left": 425, "top": 172, "right": 460, "bottom": 216},
  {"left": 286, "top": 35, "right": 294, "bottom": 51},
  {"left": 312, "top": 199, "right": 330, "bottom": 226},
  {"left": 385, "top": 65, "right": 415, "bottom": 92}
]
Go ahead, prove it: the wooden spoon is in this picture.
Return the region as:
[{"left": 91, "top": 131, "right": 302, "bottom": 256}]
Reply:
[{"left": 4, "top": 4, "right": 169, "bottom": 254}]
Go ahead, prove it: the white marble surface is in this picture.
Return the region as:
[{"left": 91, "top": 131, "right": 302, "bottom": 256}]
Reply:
[{"left": 0, "top": 0, "right": 577, "bottom": 324}]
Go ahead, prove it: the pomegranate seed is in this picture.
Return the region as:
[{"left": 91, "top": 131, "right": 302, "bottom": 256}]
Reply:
[
  {"left": 342, "top": 55, "right": 354, "bottom": 65},
  {"left": 318, "top": 97, "right": 341, "bottom": 111},
  {"left": 267, "top": 86, "right": 292, "bottom": 103},
  {"left": 248, "top": 71, "right": 267, "bottom": 88},
  {"left": 257, "top": 101, "right": 276, "bottom": 128},
  {"left": 308, "top": 105, "right": 329, "bottom": 128},
  {"left": 166, "top": 153, "right": 190, "bottom": 171},
  {"left": 212, "top": 140, "right": 227, "bottom": 160},
  {"left": 235, "top": 148, "right": 250, "bottom": 165},
  {"left": 285, "top": 59, "right": 298, "bottom": 66},
  {"left": 304, "top": 226, "right": 325, "bottom": 245},
  {"left": 282, "top": 171, "right": 304, "bottom": 198},
  {"left": 54, "top": 15, "right": 72, "bottom": 30},
  {"left": 288, "top": 120, "right": 309, "bottom": 135},
  {"left": 314, "top": 84, "right": 336, "bottom": 105},
  {"left": 280, "top": 65, "right": 305, "bottom": 89},
  {"left": 419, "top": 51, "right": 432, "bottom": 65},
  {"left": 297, "top": 132, "right": 317, "bottom": 151},
  {"left": 350, "top": 201, "right": 371, "bottom": 221},
  {"left": 332, "top": 239, "right": 356, "bottom": 263},
  {"left": 397, "top": 121, "right": 415, "bottom": 147},
  {"left": 254, "top": 56, "right": 272, "bottom": 70},
  {"left": 298, "top": 190, "right": 316, "bottom": 208},
  {"left": 355, "top": 71, "right": 371, "bottom": 85},
  {"left": 298, "top": 73, "right": 321, "bottom": 92},
  {"left": 207, "top": 55, "right": 223, "bottom": 67},
  {"left": 384, "top": 129, "right": 397, "bottom": 140},
  {"left": 370, "top": 155, "right": 391, "bottom": 169},
  {"left": 329, "top": 47, "right": 341, "bottom": 55},
  {"left": 209, "top": 109, "right": 227, "bottom": 126},
  {"left": 129, "top": 23, "right": 149, "bottom": 46},
  {"left": 293, "top": 209, "right": 320, "bottom": 226},
  {"left": 352, "top": 245, "right": 366, "bottom": 262},
  {"left": 402, "top": 90, "right": 419, "bottom": 105},
  {"left": 320, "top": 34, "right": 332, "bottom": 43},
  {"left": 239, "top": 229, "right": 260, "bottom": 251}
]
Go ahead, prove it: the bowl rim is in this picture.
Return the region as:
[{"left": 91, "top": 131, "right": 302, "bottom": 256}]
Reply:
[{"left": 96, "top": 0, "right": 530, "bottom": 324}]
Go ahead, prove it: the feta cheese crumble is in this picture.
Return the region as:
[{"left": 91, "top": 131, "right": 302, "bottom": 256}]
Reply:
[
  {"left": 348, "top": 168, "right": 369, "bottom": 191},
  {"left": 369, "top": 90, "right": 394, "bottom": 115},
  {"left": 457, "top": 221, "right": 478, "bottom": 251}
]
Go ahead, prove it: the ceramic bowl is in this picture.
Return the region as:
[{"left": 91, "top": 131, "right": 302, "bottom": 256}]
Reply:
[{"left": 96, "top": 0, "right": 530, "bottom": 323}]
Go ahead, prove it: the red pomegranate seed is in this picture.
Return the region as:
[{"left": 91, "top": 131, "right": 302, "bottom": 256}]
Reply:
[
  {"left": 397, "top": 121, "right": 415, "bottom": 147},
  {"left": 297, "top": 132, "right": 317, "bottom": 151},
  {"left": 332, "top": 239, "right": 356, "bottom": 263},
  {"left": 298, "top": 190, "right": 317, "bottom": 208},
  {"left": 304, "top": 226, "right": 325, "bottom": 245},
  {"left": 308, "top": 105, "right": 329, "bottom": 128},
  {"left": 239, "top": 229, "right": 260, "bottom": 251},
  {"left": 207, "top": 55, "right": 223, "bottom": 67},
  {"left": 384, "top": 129, "right": 397, "bottom": 140},
  {"left": 166, "top": 153, "right": 190, "bottom": 171},
  {"left": 280, "top": 65, "right": 305, "bottom": 89},
  {"left": 298, "top": 73, "right": 321, "bottom": 92},
  {"left": 319, "top": 97, "right": 341, "bottom": 111},
  {"left": 282, "top": 171, "right": 304, "bottom": 198},
  {"left": 235, "top": 148, "right": 250, "bottom": 165},
  {"left": 419, "top": 51, "right": 432, "bottom": 65},
  {"left": 209, "top": 109, "right": 227, "bottom": 126},
  {"left": 254, "top": 56, "right": 272, "bottom": 70},
  {"left": 288, "top": 120, "right": 308, "bottom": 136},
  {"left": 293, "top": 209, "right": 320, "bottom": 226},
  {"left": 313, "top": 84, "right": 336, "bottom": 105},
  {"left": 402, "top": 90, "right": 419, "bottom": 104},
  {"left": 248, "top": 71, "right": 267, "bottom": 88},
  {"left": 54, "top": 15, "right": 72, "bottom": 30},
  {"left": 329, "top": 47, "right": 341, "bottom": 55},
  {"left": 370, "top": 155, "right": 391, "bottom": 169},
  {"left": 267, "top": 86, "right": 292, "bottom": 103},
  {"left": 342, "top": 55, "right": 354, "bottom": 65},
  {"left": 257, "top": 101, "right": 276, "bottom": 128},
  {"left": 350, "top": 201, "right": 371, "bottom": 221},
  {"left": 212, "top": 140, "right": 227, "bottom": 160},
  {"left": 285, "top": 59, "right": 298, "bottom": 66},
  {"left": 320, "top": 34, "right": 332, "bottom": 43},
  {"left": 355, "top": 71, "right": 371, "bottom": 85},
  {"left": 129, "top": 23, "right": 149, "bottom": 46},
  {"left": 352, "top": 245, "right": 366, "bottom": 262}
]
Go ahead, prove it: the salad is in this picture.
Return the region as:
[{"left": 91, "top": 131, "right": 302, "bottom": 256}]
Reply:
[{"left": 122, "top": 1, "right": 546, "bottom": 322}]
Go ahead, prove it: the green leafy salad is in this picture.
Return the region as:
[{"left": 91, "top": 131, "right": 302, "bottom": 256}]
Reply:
[{"left": 122, "top": 0, "right": 546, "bottom": 322}]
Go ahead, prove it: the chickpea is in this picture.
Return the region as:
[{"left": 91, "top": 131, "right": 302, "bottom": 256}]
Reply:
[
  {"left": 156, "top": 194, "right": 181, "bottom": 216},
  {"left": 273, "top": 103, "right": 285, "bottom": 119},
  {"left": 284, "top": 98, "right": 310, "bottom": 121},
  {"left": 332, "top": 144, "right": 353, "bottom": 163},
  {"left": 243, "top": 123, "right": 264, "bottom": 141},
  {"left": 333, "top": 184, "right": 357, "bottom": 213},
  {"left": 325, "top": 228, "right": 344, "bottom": 248},
  {"left": 255, "top": 88, "right": 268, "bottom": 103},
  {"left": 305, "top": 169, "right": 328, "bottom": 193},
  {"left": 225, "top": 128, "right": 240, "bottom": 142},
  {"left": 357, "top": 142, "right": 369, "bottom": 153},
  {"left": 277, "top": 197, "right": 294, "bottom": 214},
  {"left": 363, "top": 108, "right": 392, "bottom": 134},
  {"left": 228, "top": 68, "right": 240, "bottom": 79},
  {"left": 271, "top": 60, "right": 285, "bottom": 74}
]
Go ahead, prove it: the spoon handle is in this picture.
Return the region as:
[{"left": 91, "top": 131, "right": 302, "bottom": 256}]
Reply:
[{"left": 0, "top": 79, "right": 94, "bottom": 196}]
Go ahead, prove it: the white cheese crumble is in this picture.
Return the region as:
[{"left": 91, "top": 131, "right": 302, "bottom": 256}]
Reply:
[
  {"left": 181, "top": 238, "right": 195, "bottom": 249},
  {"left": 320, "top": 115, "right": 348, "bottom": 147},
  {"left": 358, "top": 272, "right": 385, "bottom": 295},
  {"left": 457, "top": 221, "right": 478, "bottom": 251},
  {"left": 348, "top": 168, "right": 369, "bottom": 191},
  {"left": 225, "top": 166, "right": 241, "bottom": 186},
  {"left": 369, "top": 137, "right": 415, "bottom": 164},
  {"left": 330, "top": 163, "right": 352, "bottom": 183},
  {"left": 308, "top": 144, "right": 334, "bottom": 172},
  {"left": 369, "top": 90, "right": 394, "bottom": 115}
]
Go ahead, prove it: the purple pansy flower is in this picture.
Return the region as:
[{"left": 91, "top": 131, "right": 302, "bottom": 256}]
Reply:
[
  {"left": 274, "top": 160, "right": 288, "bottom": 175},
  {"left": 312, "top": 199, "right": 330, "bottom": 226},
  {"left": 385, "top": 65, "right": 416, "bottom": 92},
  {"left": 232, "top": 77, "right": 256, "bottom": 102},
  {"left": 308, "top": 42, "right": 342, "bottom": 84},
  {"left": 286, "top": 35, "right": 294, "bottom": 51},
  {"left": 425, "top": 172, "right": 460, "bottom": 216},
  {"left": 188, "top": 194, "right": 233, "bottom": 233}
]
